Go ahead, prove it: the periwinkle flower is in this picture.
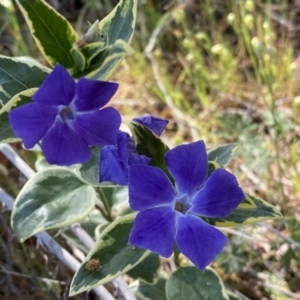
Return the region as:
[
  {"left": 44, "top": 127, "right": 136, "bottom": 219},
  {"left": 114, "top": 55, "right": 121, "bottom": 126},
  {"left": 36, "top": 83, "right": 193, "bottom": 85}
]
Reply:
[
  {"left": 99, "top": 116, "right": 168, "bottom": 185},
  {"left": 9, "top": 65, "right": 121, "bottom": 166},
  {"left": 128, "top": 140, "right": 245, "bottom": 270}
]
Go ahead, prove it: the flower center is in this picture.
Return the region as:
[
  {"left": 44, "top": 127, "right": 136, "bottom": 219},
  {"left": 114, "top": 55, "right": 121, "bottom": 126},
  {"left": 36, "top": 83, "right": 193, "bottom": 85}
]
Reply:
[
  {"left": 60, "top": 106, "right": 75, "bottom": 122},
  {"left": 174, "top": 196, "right": 191, "bottom": 215}
]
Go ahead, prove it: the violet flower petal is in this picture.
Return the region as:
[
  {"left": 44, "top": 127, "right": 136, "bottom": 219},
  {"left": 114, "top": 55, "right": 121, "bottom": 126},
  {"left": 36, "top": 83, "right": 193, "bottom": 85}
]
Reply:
[
  {"left": 33, "top": 65, "right": 75, "bottom": 106},
  {"left": 191, "top": 169, "right": 245, "bottom": 218},
  {"left": 165, "top": 141, "right": 208, "bottom": 198},
  {"left": 133, "top": 116, "right": 168, "bottom": 136},
  {"left": 129, "top": 165, "right": 176, "bottom": 211},
  {"left": 72, "top": 107, "right": 121, "bottom": 146},
  {"left": 41, "top": 118, "right": 90, "bottom": 166},
  {"left": 176, "top": 214, "right": 227, "bottom": 271},
  {"left": 99, "top": 145, "right": 128, "bottom": 185},
  {"left": 74, "top": 78, "right": 118, "bottom": 111},
  {"left": 129, "top": 207, "right": 176, "bottom": 257},
  {"left": 8, "top": 102, "right": 58, "bottom": 149}
]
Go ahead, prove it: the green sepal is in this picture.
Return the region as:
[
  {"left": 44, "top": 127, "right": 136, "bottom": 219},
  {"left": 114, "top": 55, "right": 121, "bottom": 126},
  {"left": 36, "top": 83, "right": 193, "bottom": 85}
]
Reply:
[
  {"left": 69, "top": 214, "right": 150, "bottom": 296},
  {"left": 11, "top": 168, "right": 97, "bottom": 241},
  {"left": 15, "top": 0, "right": 77, "bottom": 68},
  {"left": 203, "top": 194, "right": 282, "bottom": 227},
  {"left": 129, "top": 121, "right": 173, "bottom": 183},
  {"left": 0, "top": 55, "right": 49, "bottom": 105},
  {"left": 97, "top": 0, "right": 138, "bottom": 45},
  {"left": 208, "top": 143, "right": 239, "bottom": 167},
  {"left": 165, "top": 266, "right": 229, "bottom": 300}
]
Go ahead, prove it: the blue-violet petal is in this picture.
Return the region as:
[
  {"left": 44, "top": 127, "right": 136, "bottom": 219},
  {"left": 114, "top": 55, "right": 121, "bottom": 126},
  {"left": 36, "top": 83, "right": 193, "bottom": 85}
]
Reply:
[
  {"left": 133, "top": 116, "right": 168, "bottom": 136},
  {"left": 129, "top": 165, "right": 176, "bottom": 211},
  {"left": 8, "top": 102, "right": 58, "bottom": 149},
  {"left": 191, "top": 169, "right": 245, "bottom": 218},
  {"left": 176, "top": 214, "right": 227, "bottom": 271},
  {"left": 129, "top": 207, "right": 176, "bottom": 257},
  {"left": 33, "top": 65, "right": 75, "bottom": 106},
  {"left": 74, "top": 78, "right": 118, "bottom": 111},
  {"left": 72, "top": 107, "right": 121, "bottom": 146},
  {"left": 41, "top": 118, "right": 91, "bottom": 166},
  {"left": 165, "top": 141, "right": 208, "bottom": 198}
]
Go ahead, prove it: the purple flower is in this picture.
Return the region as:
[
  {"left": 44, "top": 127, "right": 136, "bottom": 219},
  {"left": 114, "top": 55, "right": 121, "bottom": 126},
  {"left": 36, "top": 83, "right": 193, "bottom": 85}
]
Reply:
[
  {"left": 99, "top": 116, "right": 168, "bottom": 185},
  {"left": 9, "top": 65, "right": 121, "bottom": 166},
  {"left": 128, "top": 140, "right": 245, "bottom": 271}
]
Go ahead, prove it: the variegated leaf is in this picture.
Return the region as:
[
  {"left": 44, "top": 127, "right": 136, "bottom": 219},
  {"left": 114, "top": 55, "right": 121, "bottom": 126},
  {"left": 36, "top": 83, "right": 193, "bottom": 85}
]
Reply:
[
  {"left": 166, "top": 267, "right": 229, "bottom": 300},
  {"left": 203, "top": 194, "right": 282, "bottom": 227},
  {"left": 98, "top": 0, "right": 138, "bottom": 45},
  {"left": 69, "top": 214, "right": 149, "bottom": 296},
  {"left": 16, "top": 0, "right": 77, "bottom": 68},
  {"left": 11, "top": 168, "right": 96, "bottom": 241},
  {"left": 208, "top": 143, "right": 239, "bottom": 167},
  {"left": 0, "top": 55, "right": 49, "bottom": 105}
]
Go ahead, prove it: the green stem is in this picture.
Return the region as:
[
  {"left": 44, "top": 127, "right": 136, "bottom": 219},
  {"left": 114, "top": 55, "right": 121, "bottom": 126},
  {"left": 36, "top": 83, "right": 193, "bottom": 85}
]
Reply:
[
  {"left": 96, "top": 187, "right": 113, "bottom": 222},
  {"left": 174, "top": 246, "right": 181, "bottom": 268}
]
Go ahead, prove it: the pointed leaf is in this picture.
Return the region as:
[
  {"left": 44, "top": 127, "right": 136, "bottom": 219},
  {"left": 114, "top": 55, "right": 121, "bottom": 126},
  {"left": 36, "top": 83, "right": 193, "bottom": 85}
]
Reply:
[
  {"left": 16, "top": 0, "right": 77, "bottom": 68},
  {"left": 208, "top": 143, "right": 239, "bottom": 167},
  {"left": 129, "top": 121, "right": 173, "bottom": 183},
  {"left": 11, "top": 168, "right": 96, "bottom": 241},
  {"left": 0, "top": 55, "right": 49, "bottom": 105},
  {"left": 69, "top": 214, "right": 149, "bottom": 296},
  {"left": 0, "top": 112, "right": 18, "bottom": 143},
  {"left": 166, "top": 266, "right": 229, "bottom": 300},
  {"left": 98, "top": 0, "right": 137, "bottom": 45},
  {"left": 203, "top": 194, "right": 282, "bottom": 227}
]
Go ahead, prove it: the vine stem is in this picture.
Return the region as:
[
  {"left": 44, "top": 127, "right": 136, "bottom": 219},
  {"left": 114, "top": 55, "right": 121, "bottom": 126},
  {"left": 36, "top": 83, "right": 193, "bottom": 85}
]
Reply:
[{"left": 97, "top": 187, "right": 114, "bottom": 221}]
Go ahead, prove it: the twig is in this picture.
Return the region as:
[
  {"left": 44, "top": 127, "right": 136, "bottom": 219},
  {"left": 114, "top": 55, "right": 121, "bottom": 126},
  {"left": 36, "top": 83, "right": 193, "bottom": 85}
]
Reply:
[
  {"left": 0, "top": 266, "right": 68, "bottom": 285},
  {"left": 0, "top": 188, "right": 115, "bottom": 300},
  {"left": 260, "top": 222, "right": 300, "bottom": 250}
]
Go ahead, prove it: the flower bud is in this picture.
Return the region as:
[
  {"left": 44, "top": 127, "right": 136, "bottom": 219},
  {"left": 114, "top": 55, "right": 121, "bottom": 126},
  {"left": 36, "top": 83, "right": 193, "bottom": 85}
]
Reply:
[
  {"left": 227, "top": 12, "right": 235, "bottom": 24},
  {"left": 244, "top": 14, "right": 254, "bottom": 30},
  {"left": 245, "top": 0, "right": 255, "bottom": 12}
]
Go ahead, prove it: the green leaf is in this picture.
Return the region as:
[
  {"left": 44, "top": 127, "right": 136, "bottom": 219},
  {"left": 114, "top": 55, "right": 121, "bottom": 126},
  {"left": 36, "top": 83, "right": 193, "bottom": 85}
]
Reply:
[
  {"left": 165, "top": 266, "right": 229, "bottom": 300},
  {"left": 11, "top": 168, "right": 97, "bottom": 241},
  {"left": 132, "top": 278, "right": 167, "bottom": 300},
  {"left": 0, "top": 88, "right": 37, "bottom": 114},
  {"left": 127, "top": 253, "right": 160, "bottom": 283},
  {"left": 129, "top": 121, "right": 173, "bottom": 183},
  {"left": 0, "top": 89, "right": 37, "bottom": 143},
  {"left": 80, "top": 39, "right": 134, "bottom": 80},
  {"left": 69, "top": 214, "right": 149, "bottom": 296},
  {"left": 76, "top": 146, "right": 116, "bottom": 187},
  {"left": 0, "top": 55, "right": 49, "bottom": 105},
  {"left": 0, "top": 112, "right": 18, "bottom": 143},
  {"left": 203, "top": 194, "right": 282, "bottom": 227},
  {"left": 70, "top": 46, "right": 86, "bottom": 72},
  {"left": 16, "top": 0, "right": 77, "bottom": 68},
  {"left": 99, "top": 186, "right": 129, "bottom": 210},
  {"left": 98, "top": 0, "right": 137, "bottom": 45},
  {"left": 208, "top": 143, "right": 239, "bottom": 167}
]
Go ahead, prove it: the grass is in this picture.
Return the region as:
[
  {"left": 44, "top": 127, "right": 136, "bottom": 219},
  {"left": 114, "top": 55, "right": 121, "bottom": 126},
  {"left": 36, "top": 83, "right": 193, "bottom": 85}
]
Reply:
[{"left": 1, "top": 0, "right": 300, "bottom": 299}]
